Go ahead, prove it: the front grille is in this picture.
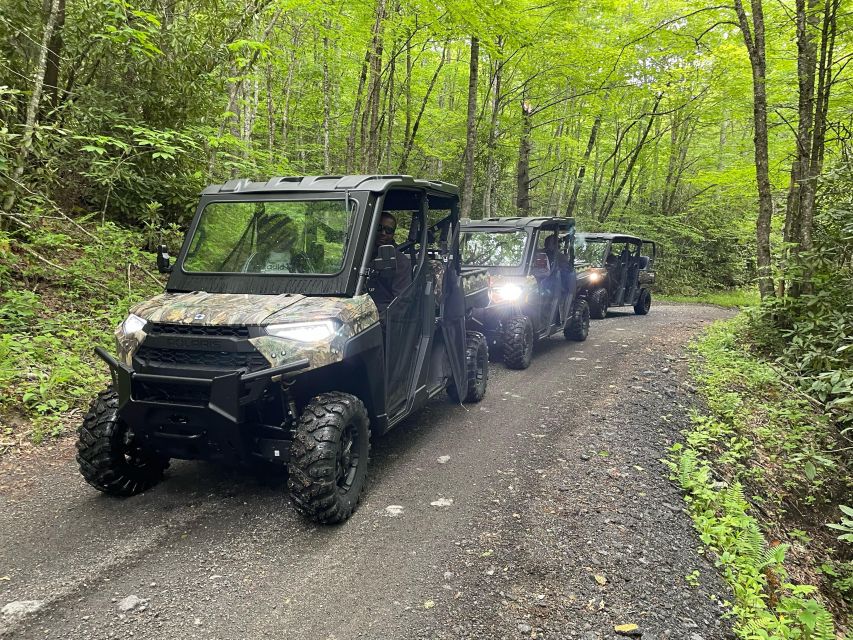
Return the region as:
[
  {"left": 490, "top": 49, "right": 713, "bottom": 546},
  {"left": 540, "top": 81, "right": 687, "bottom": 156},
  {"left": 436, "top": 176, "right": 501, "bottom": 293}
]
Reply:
[
  {"left": 148, "top": 323, "right": 250, "bottom": 338},
  {"left": 135, "top": 346, "right": 270, "bottom": 372},
  {"left": 134, "top": 380, "right": 209, "bottom": 405}
]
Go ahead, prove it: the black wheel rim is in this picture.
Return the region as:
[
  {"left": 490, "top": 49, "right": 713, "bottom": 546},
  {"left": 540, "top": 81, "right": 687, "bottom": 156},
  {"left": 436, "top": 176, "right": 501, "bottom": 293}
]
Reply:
[
  {"left": 336, "top": 423, "right": 360, "bottom": 492},
  {"left": 119, "top": 424, "right": 149, "bottom": 469}
]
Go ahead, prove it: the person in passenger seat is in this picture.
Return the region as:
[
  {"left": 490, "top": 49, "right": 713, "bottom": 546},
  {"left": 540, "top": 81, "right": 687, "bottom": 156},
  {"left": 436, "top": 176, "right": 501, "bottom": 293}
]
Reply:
[{"left": 367, "top": 212, "right": 411, "bottom": 313}]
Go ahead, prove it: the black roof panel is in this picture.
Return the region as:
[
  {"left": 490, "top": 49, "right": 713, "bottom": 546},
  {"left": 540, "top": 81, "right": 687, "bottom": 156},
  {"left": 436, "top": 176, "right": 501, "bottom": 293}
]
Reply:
[
  {"left": 202, "top": 175, "right": 459, "bottom": 196},
  {"left": 461, "top": 216, "right": 574, "bottom": 230},
  {"left": 576, "top": 232, "right": 643, "bottom": 243}
]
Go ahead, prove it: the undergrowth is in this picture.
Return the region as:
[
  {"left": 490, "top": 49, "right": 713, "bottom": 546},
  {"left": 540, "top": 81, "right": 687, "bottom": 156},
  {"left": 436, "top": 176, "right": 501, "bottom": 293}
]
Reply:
[
  {"left": 657, "top": 289, "right": 760, "bottom": 309},
  {"left": 0, "top": 222, "right": 163, "bottom": 445},
  {"left": 669, "top": 316, "right": 851, "bottom": 639}
]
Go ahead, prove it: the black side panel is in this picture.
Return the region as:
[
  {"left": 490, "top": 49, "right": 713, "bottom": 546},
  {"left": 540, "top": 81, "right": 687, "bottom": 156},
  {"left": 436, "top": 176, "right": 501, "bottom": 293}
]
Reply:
[{"left": 441, "top": 208, "right": 468, "bottom": 400}]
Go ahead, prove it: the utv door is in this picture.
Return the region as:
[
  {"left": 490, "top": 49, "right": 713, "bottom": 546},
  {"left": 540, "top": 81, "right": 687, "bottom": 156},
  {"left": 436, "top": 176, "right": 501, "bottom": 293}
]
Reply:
[
  {"left": 531, "top": 231, "right": 560, "bottom": 333},
  {"left": 383, "top": 192, "right": 432, "bottom": 420}
]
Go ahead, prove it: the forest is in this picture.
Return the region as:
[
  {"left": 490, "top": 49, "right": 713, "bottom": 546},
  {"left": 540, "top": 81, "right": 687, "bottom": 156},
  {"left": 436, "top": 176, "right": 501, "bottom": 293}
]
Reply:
[{"left": 0, "top": 0, "right": 851, "bottom": 635}]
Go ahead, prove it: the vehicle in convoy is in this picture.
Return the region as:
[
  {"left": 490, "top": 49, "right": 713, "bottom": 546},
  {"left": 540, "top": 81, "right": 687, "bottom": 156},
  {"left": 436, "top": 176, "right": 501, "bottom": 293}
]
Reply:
[
  {"left": 573, "top": 232, "right": 656, "bottom": 319},
  {"left": 77, "top": 175, "right": 491, "bottom": 524},
  {"left": 459, "top": 216, "right": 589, "bottom": 370}
]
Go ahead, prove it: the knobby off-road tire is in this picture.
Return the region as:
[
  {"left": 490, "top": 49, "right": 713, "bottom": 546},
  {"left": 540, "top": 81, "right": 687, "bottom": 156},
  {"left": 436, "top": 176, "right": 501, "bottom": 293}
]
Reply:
[
  {"left": 447, "top": 331, "right": 489, "bottom": 403},
  {"left": 588, "top": 288, "right": 609, "bottom": 320},
  {"left": 634, "top": 288, "right": 652, "bottom": 315},
  {"left": 502, "top": 315, "right": 534, "bottom": 370},
  {"left": 77, "top": 388, "right": 169, "bottom": 496},
  {"left": 564, "top": 299, "right": 590, "bottom": 342},
  {"left": 288, "top": 392, "right": 371, "bottom": 524}
]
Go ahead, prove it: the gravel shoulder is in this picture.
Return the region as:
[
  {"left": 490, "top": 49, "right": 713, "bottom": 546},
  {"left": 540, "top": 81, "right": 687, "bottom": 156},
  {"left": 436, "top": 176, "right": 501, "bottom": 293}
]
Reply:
[{"left": 0, "top": 303, "right": 733, "bottom": 639}]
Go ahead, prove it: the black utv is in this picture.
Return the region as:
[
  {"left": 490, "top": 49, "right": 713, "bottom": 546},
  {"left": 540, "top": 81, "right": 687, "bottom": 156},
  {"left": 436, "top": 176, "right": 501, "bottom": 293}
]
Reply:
[
  {"left": 78, "top": 175, "right": 491, "bottom": 524},
  {"left": 574, "top": 233, "right": 656, "bottom": 319},
  {"left": 459, "top": 216, "right": 589, "bottom": 370}
]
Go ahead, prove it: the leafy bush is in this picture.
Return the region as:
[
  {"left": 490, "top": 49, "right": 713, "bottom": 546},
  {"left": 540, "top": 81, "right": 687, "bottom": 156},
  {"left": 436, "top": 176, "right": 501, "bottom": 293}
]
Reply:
[
  {"left": 669, "top": 318, "right": 851, "bottom": 636},
  {"left": 748, "top": 164, "right": 853, "bottom": 431},
  {"left": 0, "top": 221, "right": 163, "bottom": 442}
]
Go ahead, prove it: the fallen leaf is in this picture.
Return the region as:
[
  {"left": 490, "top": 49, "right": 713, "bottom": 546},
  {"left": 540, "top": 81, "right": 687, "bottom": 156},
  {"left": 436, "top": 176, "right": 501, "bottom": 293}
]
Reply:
[
  {"left": 594, "top": 574, "right": 607, "bottom": 586},
  {"left": 423, "top": 600, "right": 435, "bottom": 609},
  {"left": 615, "top": 623, "right": 640, "bottom": 636},
  {"left": 481, "top": 549, "right": 494, "bottom": 557}
]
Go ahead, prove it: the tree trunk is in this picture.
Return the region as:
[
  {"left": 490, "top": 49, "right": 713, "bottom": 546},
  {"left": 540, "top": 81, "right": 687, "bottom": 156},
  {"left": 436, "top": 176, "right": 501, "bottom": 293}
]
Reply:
[
  {"left": 515, "top": 99, "right": 533, "bottom": 212},
  {"left": 566, "top": 105, "right": 604, "bottom": 217},
  {"left": 399, "top": 44, "right": 446, "bottom": 173},
  {"left": 460, "top": 36, "right": 479, "bottom": 219},
  {"left": 363, "top": 0, "right": 387, "bottom": 172},
  {"left": 598, "top": 93, "right": 662, "bottom": 222},
  {"left": 322, "top": 22, "right": 332, "bottom": 172},
  {"left": 482, "top": 38, "right": 503, "bottom": 219},
  {"left": 209, "top": 7, "right": 285, "bottom": 174},
  {"left": 43, "top": 0, "right": 66, "bottom": 113},
  {"left": 346, "top": 49, "right": 371, "bottom": 172},
  {"left": 266, "top": 61, "right": 276, "bottom": 159},
  {"left": 3, "top": 0, "right": 61, "bottom": 219},
  {"left": 734, "top": 0, "right": 775, "bottom": 299},
  {"left": 784, "top": 0, "right": 819, "bottom": 278}
]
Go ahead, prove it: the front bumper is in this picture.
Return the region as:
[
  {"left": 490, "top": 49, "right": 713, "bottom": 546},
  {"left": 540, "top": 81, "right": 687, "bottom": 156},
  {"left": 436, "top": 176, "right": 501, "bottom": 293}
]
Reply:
[{"left": 95, "top": 347, "right": 308, "bottom": 464}]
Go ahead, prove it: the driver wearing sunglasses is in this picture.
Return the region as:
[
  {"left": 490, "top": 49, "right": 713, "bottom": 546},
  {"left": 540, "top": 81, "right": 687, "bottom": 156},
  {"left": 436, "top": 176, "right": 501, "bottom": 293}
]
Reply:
[{"left": 367, "top": 212, "right": 411, "bottom": 313}]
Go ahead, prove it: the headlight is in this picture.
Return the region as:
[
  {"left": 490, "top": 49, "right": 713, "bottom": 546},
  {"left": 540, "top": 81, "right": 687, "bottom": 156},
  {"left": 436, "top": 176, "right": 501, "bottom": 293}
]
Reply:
[
  {"left": 265, "top": 320, "right": 340, "bottom": 342},
  {"left": 490, "top": 283, "right": 523, "bottom": 304},
  {"left": 588, "top": 270, "right": 601, "bottom": 283},
  {"left": 119, "top": 313, "right": 147, "bottom": 335}
]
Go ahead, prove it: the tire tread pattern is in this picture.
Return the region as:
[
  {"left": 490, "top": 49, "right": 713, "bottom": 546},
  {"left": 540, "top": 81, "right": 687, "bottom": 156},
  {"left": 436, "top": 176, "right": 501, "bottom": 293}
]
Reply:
[
  {"left": 76, "top": 388, "right": 168, "bottom": 496},
  {"left": 502, "top": 316, "right": 533, "bottom": 370},
  {"left": 287, "top": 392, "right": 371, "bottom": 524}
]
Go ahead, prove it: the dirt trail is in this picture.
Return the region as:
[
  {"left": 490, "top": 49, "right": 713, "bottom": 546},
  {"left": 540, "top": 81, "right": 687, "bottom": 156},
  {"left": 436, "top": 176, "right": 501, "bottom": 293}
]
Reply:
[{"left": 0, "top": 303, "right": 733, "bottom": 639}]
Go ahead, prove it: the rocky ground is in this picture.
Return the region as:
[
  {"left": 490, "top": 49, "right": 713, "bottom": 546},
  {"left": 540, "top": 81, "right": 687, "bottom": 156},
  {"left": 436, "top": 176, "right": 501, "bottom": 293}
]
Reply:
[{"left": 0, "top": 303, "right": 734, "bottom": 639}]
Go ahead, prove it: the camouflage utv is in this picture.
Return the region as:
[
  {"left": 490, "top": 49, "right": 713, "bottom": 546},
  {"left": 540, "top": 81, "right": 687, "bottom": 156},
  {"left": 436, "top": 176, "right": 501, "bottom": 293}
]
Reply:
[
  {"left": 459, "top": 217, "right": 589, "bottom": 370},
  {"left": 78, "top": 176, "right": 490, "bottom": 524}
]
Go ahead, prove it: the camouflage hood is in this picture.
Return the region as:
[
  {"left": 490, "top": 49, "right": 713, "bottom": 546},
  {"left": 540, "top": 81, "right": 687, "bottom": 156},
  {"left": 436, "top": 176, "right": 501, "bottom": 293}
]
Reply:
[
  {"left": 120, "top": 292, "right": 380, "bottom": 372},
  {"left": 131, "top": 291, "right": 306, "bottom": 325}
]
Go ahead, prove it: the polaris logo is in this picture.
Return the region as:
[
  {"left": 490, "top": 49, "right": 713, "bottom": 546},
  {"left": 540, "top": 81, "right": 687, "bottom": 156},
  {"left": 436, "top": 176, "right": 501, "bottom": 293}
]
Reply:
[{"left": 194, "top": 313, "right": 205, "bottom": 320}]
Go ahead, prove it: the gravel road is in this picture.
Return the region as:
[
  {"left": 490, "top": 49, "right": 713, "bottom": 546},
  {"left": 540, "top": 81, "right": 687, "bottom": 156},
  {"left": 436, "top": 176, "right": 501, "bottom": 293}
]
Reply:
[{"left": 0, "top": 303, "right": 735, "bottom": 639}]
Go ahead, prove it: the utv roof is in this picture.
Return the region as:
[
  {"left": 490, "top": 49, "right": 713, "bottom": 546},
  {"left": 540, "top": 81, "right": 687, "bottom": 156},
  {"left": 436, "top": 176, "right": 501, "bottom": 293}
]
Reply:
[
  {"left": 577, "top": 232, "right": 643, "bottom": 243},
  {"left": 201, "top": 175, "right": 459, "bottom": 196},
  {"left": 461, "top": 216, "right": 574, "bottom": 230}
]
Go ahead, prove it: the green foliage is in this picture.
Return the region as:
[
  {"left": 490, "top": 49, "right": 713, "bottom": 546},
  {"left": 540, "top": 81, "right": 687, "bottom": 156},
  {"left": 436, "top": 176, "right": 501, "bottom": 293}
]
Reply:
[
  {"left": 0, "top": 222, "right": 162, "bottom": 442},
  {"left": 827, "top": 506, "right": 853, "bottom": 544},
  {"left": 668, "top": 317, "right": 850, "bottom": 635},
  {"left": 747, "top": 164, "right": 853, "bottom": 432}
]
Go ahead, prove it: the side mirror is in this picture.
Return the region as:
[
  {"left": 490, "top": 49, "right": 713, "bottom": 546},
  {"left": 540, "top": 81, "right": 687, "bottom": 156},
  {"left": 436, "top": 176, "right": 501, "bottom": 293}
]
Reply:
[
  {"left": 156, "top": 244, "right": 172, "bottom": 274},
  {"left": 373, "top": 244, "right": 397, "bottom": 272}
]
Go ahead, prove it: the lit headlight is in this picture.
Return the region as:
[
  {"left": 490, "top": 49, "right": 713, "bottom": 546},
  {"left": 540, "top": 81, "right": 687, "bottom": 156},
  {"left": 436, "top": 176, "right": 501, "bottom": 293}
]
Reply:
[
  {"left": 265, "top": 320, "right": 340, "bottom": 342},
  {"left": 119, "top": 313, "right": 147, "bottom": 336},
  {"left": 490, "top": 283, "right": 523, "bottom": 304},
  {"left": 588, "top": 270, "right": 601, "bottom": 283}
]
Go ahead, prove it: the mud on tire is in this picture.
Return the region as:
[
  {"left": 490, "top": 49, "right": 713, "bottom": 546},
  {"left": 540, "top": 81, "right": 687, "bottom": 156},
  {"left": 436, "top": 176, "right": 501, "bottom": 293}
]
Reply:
[
  {"left": 502, "top": 315, "right": 534, "bottom": 370},
  {"left": 77, "top": 388, "right": 169, "bottom": 496},
  {"left": 588, "top": 287, "right": 609, "bottom": 320},
  {"left": 447, "top": 331, "right": 489, "bottom": 403},
  {"left": 288, "top": 392, "right": 371, "bottom": 524},
  {"left": 564, "top": 299, "right": 590, "bottom": 342}
]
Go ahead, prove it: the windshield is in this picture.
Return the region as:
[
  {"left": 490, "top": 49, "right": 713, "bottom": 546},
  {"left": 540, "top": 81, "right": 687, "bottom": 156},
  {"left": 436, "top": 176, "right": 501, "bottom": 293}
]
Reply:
[
  {"left": 574, "top": 237, "right": 609, "bottom": 266},
  {"left": 183, "top": 199, "right": 352, "bottom": 274},
  {"left": 460, "top": 230, "right": 528, "bottom": 267}
]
